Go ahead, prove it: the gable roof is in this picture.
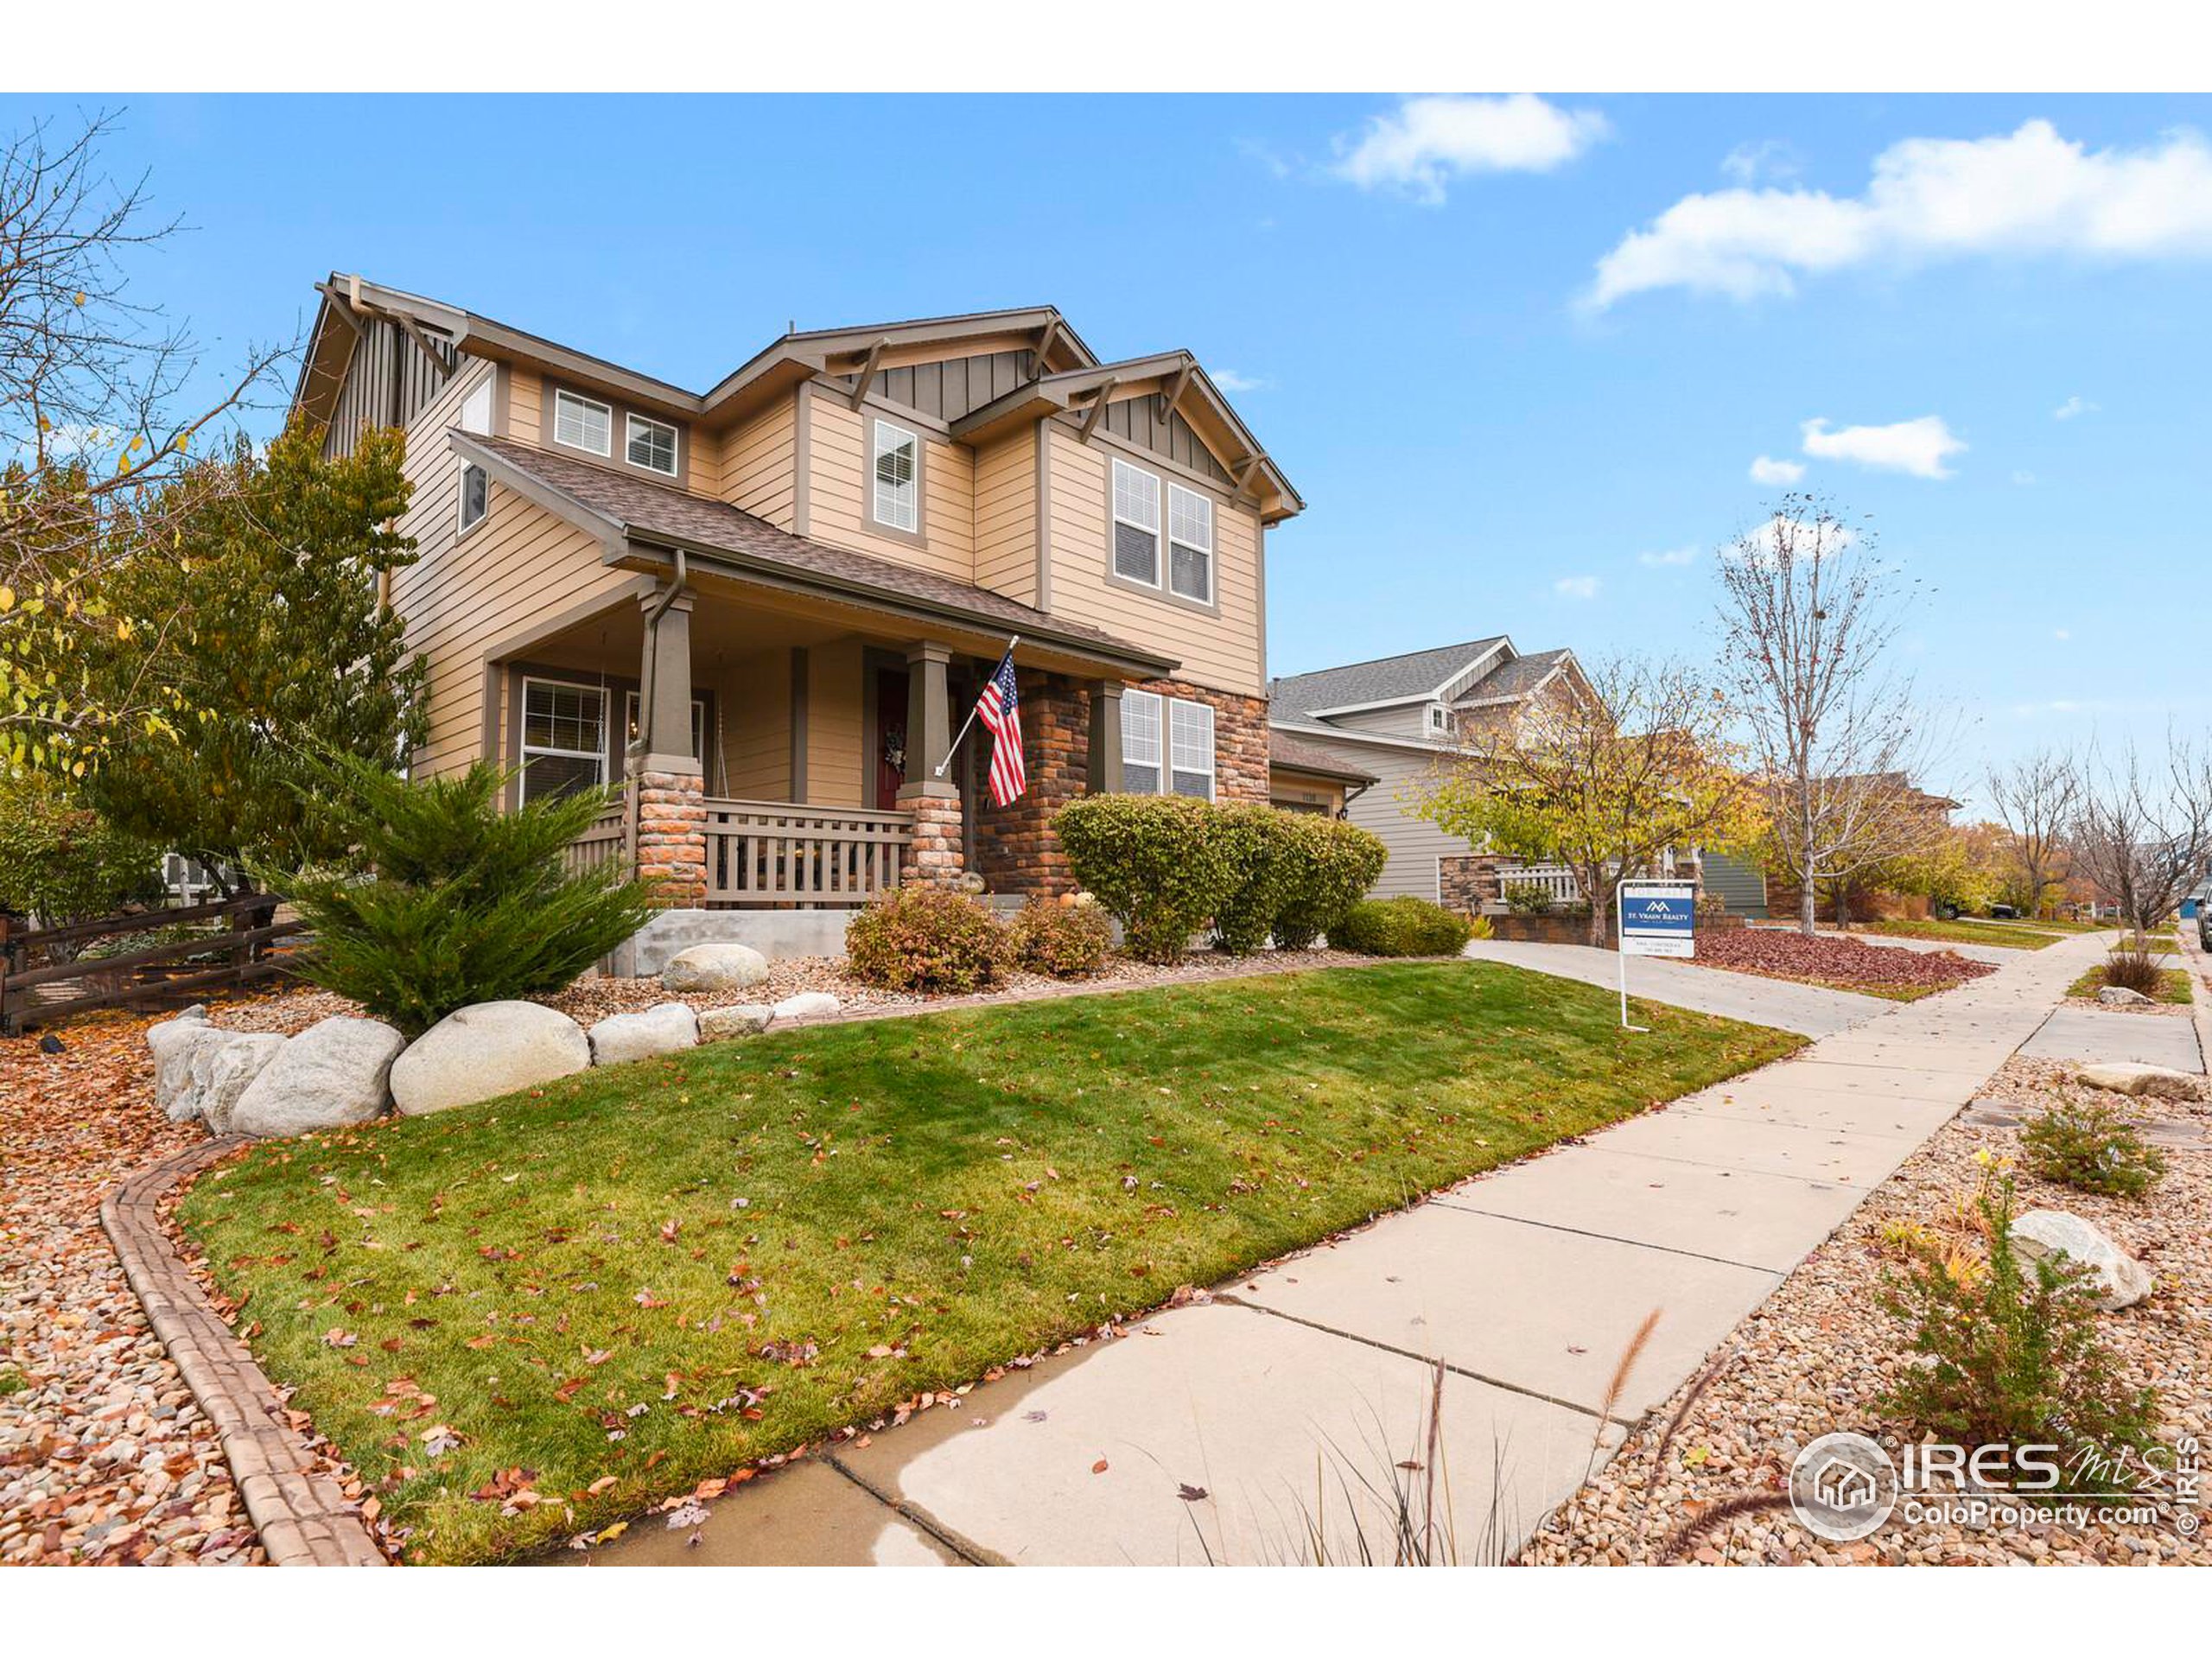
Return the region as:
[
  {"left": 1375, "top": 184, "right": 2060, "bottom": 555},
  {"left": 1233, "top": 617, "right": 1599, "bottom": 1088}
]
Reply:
[
  {"left": 1461, "top": 647, "right": 1573, "bottom": 703},
  {"left": 1268, "top": 729, "right": 1379, "bottom": 786},
  {"left": 296, "top": 275, "right": 1298, "bottom": 518},
  {"left": 1269, "top": 638, "right": 1508, "bottom": 721},
  {"left": 455, "top": 432, "right": 1177, "bottom": 678}
]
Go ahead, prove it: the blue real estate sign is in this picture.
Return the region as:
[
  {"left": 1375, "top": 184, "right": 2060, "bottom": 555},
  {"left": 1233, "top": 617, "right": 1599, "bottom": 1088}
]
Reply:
[{"left": 1618, "top": 880, "right": 1697, "bottom": 959}]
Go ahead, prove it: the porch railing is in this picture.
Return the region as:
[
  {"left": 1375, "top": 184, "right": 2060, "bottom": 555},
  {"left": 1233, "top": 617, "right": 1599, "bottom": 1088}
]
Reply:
[
  {"left": 565, "top": 806, "right": 627, "bottom": 877},
  {"left": 1503, "top": 863, "right": 1583, "bottom": 905},
  {"left": 702, "top": 798, "right": 912, "bottom": 907}
]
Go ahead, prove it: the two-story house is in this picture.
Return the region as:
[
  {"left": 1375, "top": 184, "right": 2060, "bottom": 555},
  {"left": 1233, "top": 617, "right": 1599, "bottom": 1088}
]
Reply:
[{"left": 290, "top": 276, "right": 1300, "bottom": 952}]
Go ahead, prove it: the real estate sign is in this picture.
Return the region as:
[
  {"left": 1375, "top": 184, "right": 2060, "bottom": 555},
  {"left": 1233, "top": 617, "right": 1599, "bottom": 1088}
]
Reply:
[{"left": 1618, "top": 880, "right": 1696, "bottom": 960}]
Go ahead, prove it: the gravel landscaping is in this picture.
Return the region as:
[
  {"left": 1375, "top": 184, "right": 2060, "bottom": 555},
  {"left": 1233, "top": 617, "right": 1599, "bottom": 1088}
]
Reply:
[
  {"left": 0, "top": 1014, "right": 265, "bottom": 1565},
  {"left": 1518, "top": 1053, "right": 2211, "bottom": 1566},
  {"left": 1695, "top": 927, "right": 1998, "bottom": 1000}
]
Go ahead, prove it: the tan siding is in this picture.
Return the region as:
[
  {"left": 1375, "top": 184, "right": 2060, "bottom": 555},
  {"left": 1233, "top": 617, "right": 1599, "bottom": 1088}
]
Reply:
[
  {"left": 804, "top": 639, "right": 865, "bottom": 807},
  {"left": 803, "top": 391, "right": 975, "bottom": 582},
  {"left": 709, "top": 648, "right": 792, "bottom": 799},
  {"left": 507, "top": 367, "right": 543, "bottom": 446},
  {"left": 1043, "top": 428, "right": 1264, "bottom": 697},
  {"left": 970, "top": 426, "right": 1037, "bottom": 606},
  {"left": 720, "top": 393, "right": 798, "bottom": 528}
]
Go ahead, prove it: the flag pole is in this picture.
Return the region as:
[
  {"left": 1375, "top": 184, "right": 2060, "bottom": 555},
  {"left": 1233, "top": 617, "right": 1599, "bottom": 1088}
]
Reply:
[{"left": 933, "top": 635, "right": 1019, "bottom": 778}]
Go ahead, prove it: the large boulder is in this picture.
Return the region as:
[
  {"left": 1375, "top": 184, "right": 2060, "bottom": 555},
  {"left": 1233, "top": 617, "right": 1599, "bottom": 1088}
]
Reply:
[
  {"left": 2077, "top": 1061, "right": 2198, "bottom": 1101},
  {"left": 698, "top": 1004, "right": 775, "bottom": 1044},
  {"left": 770, "top": 992, "right": 841, "bottom": 1023},
  {"left": 148, "top": 1008, "right": 219, "bottom": 1121},
  {"left": 2096, "top": 985, "right": 2155, "bottom": 1008},
  {"left": 390, "top": 1001, "right": 591, "bottom": 1116},
  {"left": 198, "top": 1034, "right": 286, "bottom": 1137},
  {"left": 588, "top": 1001, "right": 698, "bottom": 1066},
  {"left": 661, "top": 943, "right": 769, "bottom": 995},
  {"left": 2010, "top": 1211, "right": 2155, "bottom": 1311},
  {"left": 230, "top": 1016, "right": 404, "bottom": 1139}
]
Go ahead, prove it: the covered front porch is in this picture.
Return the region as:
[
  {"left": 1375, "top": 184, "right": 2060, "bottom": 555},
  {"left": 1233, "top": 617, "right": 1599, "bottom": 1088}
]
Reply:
[{"left": 518, "top": 563, "right": 1159, "bottom": 910}]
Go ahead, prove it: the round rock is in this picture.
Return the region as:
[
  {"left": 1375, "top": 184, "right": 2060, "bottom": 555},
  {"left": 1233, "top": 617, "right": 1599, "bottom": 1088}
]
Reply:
[
  {"left": 589, "top": 1001, "right": 699, "bottom": 1066},
  {"left": 770, "top": 991, "right": 841, "bottom": 1022},
  {"left": 230, "top": 1015, "right": 404, "bottom": 1139},
  {"left": 2010, "top": 1210, "right": 2155, "bottom": 1310},
  {"left": 698, "top": 1004, "right": 775, "bottom": 1043},
  {"left": 660, "top": 943, "right": 770, "bottom": 995},
  {"left": 390, "top": 1001, "right": 592, "bottom": 1116}
]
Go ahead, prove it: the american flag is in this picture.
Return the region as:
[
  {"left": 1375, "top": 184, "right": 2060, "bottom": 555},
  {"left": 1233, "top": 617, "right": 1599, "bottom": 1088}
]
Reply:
[{"left": 976, "top": 648, "right": 1027, "bottom": 806}]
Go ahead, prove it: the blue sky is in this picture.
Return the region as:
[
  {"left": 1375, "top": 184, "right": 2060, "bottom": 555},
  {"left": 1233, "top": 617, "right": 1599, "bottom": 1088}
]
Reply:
[{"left": 15, "top": 92, "right": 2210, "bottom": 811}]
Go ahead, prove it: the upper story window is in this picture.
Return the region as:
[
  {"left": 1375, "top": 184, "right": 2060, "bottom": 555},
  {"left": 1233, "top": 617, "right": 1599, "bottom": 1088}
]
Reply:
[
  {"left": 519, "top": 678, "right": 606, "bottom": 803},
  {"left": 1427, "top": 702, "right": 1453, "bottom": 737},
  {"left": 458, "top": 462, "right": 489, "bottom": 533},
  {"left": 626, "top": 413, "right": 678, "bottom": 478},
  {"left": 460, "top": 378, "right": 494, "bottom": 436},
  {"left": 1120, "top": 690, "right": 1215, "bottom": 801},
  {"left": 1166, "top": 483, "right": 1213, "bottom": 603},
  {"left": 553, "top": 389, "right": 613, "bottom": 457},
  {"left": 1111, "top": 459, "right": 1160, "bottom": 585},
  {"left": 871, "top": 418, "right": 919, "bottom": 532}
]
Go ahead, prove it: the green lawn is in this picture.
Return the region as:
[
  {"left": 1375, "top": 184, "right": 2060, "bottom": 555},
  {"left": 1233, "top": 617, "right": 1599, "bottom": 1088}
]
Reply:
[
  {"left": 178, "top": 961, "right": 1800, "bottom": 1564},
  {"left": 2067, "top": 963, "right": 2194, "bottom": 1005},
  {"left": 1861, "top": 918, "right": 2063, "bottom": 950}
]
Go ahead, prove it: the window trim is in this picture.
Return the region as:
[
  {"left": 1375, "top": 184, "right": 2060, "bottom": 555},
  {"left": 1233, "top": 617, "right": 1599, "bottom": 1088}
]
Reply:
[
  {"left": 1110, "top": 458, "right": 1161, "bottom": 589},
  {"left": 1426, "top": 702, "right": 1453, "bottom": 736},
  {"left": 457, "top": 460, "right": 490, "bottom": 537},
  {"left": 1103, "top": 455, "right": 1224, "bottom": 617},
  {"left": 518, "top": 676, "right": 608, "bottom": 804},
  {"left": 1118, "top": 689, "right": 1216, "bottom": 803},
  {"left": 551, "top": 388, "right": 613, "bottom": 458},
  {"left": 625, "top": 411, "right": 680, "bottom": 479},
  {"left": 868, "top": 416, "right": 925, "bottom": 543},
  {"left": 1166, "top": 481, "right": 1214, "bottom": 604}
]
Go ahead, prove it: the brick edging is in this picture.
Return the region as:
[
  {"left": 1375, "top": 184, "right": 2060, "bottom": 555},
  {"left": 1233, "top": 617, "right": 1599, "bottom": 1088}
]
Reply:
[{"left": 100, "top": 1138, "right": 387, "bottom": 1567}]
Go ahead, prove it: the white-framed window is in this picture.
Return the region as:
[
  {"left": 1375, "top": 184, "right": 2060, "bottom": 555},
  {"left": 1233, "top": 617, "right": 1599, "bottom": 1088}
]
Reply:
[
  {"left": 458, "top": 461, "right": 489, "bottom": 533},
  {"left": 1111, "top": 459, "right": 1160, "bottom": 586},
  {"left": 622, "top": 690, "right": 706, "bottom": 761},
  {"left": 871, "top": 418, "right": 918, "bottom": 531},
  {"left": 1118, "top": 690, "right": 1215, "bottom": 800},
  {"left": 519, "top": 678, "right": 607, "bottom": 803},
  {"left": 1166, "top": 483, "right": 1213, "bottom": 603},
  {"left": 552, "top": 389, "right": 613, "bottom": 456},
  {"left": 626, "top": 413, "right": 678, "bottom": 478},
  {"left": 1168, "top": 699, "right": 1216, "bottom": 798},
  {"left": 460, "top": 378, "right": 494, "bottom": 436},
  {"left": 1427, "top": 702, "right": 1453, "bottom": 736}
]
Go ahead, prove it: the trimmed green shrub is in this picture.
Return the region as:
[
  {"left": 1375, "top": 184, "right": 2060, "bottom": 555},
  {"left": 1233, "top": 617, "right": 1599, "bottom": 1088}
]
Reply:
[
  {"left": 1502, "top": 881, "right": 1555, "bottom": 916},
  {"left": 256, "top": 755, "right": 653, "bottom": 1037},
  {"left": 2021, "top": 1099, "right": 2167, "bottom": 1198},
  {"left": 1880, "top": 1179, "right": 2161, "bottom": 1466},
  {"left": 0, "top": 772, "right": 164, "bottom": 931},
  {"left": 1332, "top": 895, "right": 1474, "bottom": 957},
  {"left": 846, "top": 885, "right": 1011, "bottom": 993},
  {"left": 1007, "top": 893, "right": 1112, "bottom": 978},
  {"left": 1270, "top": 815, "right": 1389, "bottom": 952},
  {"left": 1211, "top": 804, "right": 1308, "bottom": 956},
  {"left": 1054, "top": 794, "right": 1239, "bottom": 963}
]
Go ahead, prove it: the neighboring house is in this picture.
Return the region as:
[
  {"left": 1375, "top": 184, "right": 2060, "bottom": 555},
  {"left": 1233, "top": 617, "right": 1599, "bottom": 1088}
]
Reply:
[
  {"left": 1267, "top": 637, "right": 1586, "bottom": 901},
  {"left": 1268, "top": 731, "right": 1377, "bottom": 818},
  {"left": 290, "top": 276, "right": 1300, "bottom": 934}
]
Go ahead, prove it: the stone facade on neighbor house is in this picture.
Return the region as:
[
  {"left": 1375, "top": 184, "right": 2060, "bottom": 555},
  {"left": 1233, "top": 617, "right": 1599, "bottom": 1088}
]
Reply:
[{"left": 289, "top": 278, "right": 1306, "bottom": 955}]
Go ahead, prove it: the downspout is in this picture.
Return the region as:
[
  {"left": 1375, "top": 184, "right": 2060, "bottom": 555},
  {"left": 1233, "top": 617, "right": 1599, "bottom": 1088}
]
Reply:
[{"left": 624, "top": 549, "right": 689, "bottom": 872}]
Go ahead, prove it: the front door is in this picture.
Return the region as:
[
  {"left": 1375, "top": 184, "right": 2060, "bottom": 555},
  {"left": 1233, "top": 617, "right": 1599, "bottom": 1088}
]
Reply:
[{"left": 874, "top": 667, "right": 909, "bottom": 810}]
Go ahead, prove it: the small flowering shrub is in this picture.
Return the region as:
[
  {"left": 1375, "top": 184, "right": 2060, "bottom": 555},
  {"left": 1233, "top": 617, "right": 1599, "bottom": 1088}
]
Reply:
[
  {"left": 1007, "top": 894, "right": 1112, "bottom": 978},
  {"left": 844, "top": 886, "right": 1011, "bottom": 994}
]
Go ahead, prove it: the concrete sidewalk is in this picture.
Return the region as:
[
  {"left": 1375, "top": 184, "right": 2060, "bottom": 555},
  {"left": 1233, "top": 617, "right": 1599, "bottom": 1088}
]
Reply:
[
  {"left": 581, "top": 928, "right": 2119, "bottom": 1567},
  {"left": 1459, "top": 938, "right": 1890, "bottom": 1036}
]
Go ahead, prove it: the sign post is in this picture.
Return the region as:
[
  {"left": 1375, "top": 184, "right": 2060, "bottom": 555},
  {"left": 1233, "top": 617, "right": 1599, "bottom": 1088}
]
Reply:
[{"left": 1615, "top": 878, "right": 1697, "bottom": 1031}]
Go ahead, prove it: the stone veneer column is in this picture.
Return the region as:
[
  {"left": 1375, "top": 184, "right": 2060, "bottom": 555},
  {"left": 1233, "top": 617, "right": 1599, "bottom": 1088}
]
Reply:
[
  {"left": 633, "top": 589, "right": 706, "bottom": 906},
  {"left": 897, "top": 640, "right": 966, "bottom": 889}
]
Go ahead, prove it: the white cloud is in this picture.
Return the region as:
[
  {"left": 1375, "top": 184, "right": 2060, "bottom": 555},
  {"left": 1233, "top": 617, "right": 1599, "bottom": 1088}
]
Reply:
[
  {"left": 2052, "top": 627, "right": 2071, "bottom": 641},
  {"left": 2013, "top": 469, "right": 2037, "bottom": 486},
  {"left": 1721, "top": 139, "right": 1802, "bottom": 187},
  {"left": 1554, "top": 574, "right": 1602, "bottom": 600},
  {"left": 1638, "top": 545, "right": 1698, "bottom": 568},
  {"left": 2053, "top": 394, "right": 2098, "bottom": 420},
  {"left": 1726, "top": 513, "right": 1859, "bottom": 565},
  {"left": 1749, "top": 454, "right": 1805, "bottom": 486},
  {"left": 1336, "top": 94, "right": 1609, "bottom": 205},
  {"left": 1588, "top": 119, "right": 2212, "bottom": 307},
  {"left": 1800, "top": 415, "right": 1966, "bottom": 480},
  {"left": 1210, "top": 369, "right": 1270, "bottom": 393}
]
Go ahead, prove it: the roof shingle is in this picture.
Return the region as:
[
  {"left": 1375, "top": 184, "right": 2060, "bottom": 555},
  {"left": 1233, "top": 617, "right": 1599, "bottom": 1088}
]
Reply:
[{"left": 1269, "top": 638, "right": 1507, "bottom": 720}]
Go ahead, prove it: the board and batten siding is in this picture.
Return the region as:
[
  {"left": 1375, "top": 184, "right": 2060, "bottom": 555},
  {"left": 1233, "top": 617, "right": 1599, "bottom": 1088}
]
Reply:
[
  {"left": 970, "top": 426, "right": 1038, "bottom": 607},
  {"left": 803, "top": 390, "right": 975, "bottom": 582},
  {"left": 321, "top": 317, "right": 460, "bottom": 462},
  {"left": 1042, "top": 425, "right": 1263, "bottom": 698}
]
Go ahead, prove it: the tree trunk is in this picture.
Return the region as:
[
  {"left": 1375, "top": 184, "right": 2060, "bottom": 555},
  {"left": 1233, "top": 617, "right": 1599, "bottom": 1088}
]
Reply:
[
  {"left": 1798, "top": 874, "right": 1818, "bottom": 936},
  {"left": 1589, "top": 883, "right": 1610, "bottom": 950}
]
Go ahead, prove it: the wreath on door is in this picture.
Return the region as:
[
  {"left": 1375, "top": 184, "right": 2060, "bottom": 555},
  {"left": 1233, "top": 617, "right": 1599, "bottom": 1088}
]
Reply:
[{"left": 881, "top": 722, "right": 906, "bottom": 773}]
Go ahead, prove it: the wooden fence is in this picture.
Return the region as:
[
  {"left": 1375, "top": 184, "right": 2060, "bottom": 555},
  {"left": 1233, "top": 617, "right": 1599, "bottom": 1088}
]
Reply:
[
  {"left": 0, "top": 895, "right": 306, "bottom": 1035},
  {"left": 702, "top": 798, "right": 912, "bottom": 907}
]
